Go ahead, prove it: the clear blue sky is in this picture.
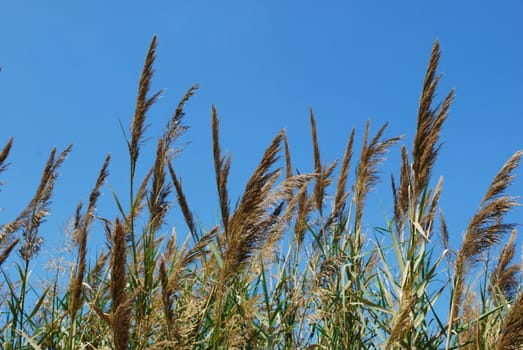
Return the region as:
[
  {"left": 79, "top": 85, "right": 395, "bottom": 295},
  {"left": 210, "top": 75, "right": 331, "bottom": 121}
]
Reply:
[{"left": 1, "top": 2, "right": 522, "bottom": 275}]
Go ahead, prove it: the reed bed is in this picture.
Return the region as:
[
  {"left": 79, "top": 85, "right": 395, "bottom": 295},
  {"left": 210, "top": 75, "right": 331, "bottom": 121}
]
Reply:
[{"left": 0, "top": 36, "right": 521, "bottom": 349}]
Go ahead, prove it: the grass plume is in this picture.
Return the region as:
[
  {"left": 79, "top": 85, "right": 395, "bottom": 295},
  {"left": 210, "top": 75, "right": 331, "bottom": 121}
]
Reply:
[
  {"left": 212, "top": 105, "right": 232, "bottom": 236},
  {"left": 69, "top": 154, "right": 111, "bottom": 345},
  {"left": 412, "top": 40, "right": 454, "bottom": 204},
  {"left": 110, "top": 218, "right": 131, "bottom": 350},
  {"left": 447, "top": 150, "right": 522, "bottom": 348},
  {"left": 0, "top": 137, "right": 13, "bottom": 176},
  {"left": 354, "top": 121, "right": 401, "bottom": 234},
  {"left": 496, "top": 292, "right": 523, "bottom": 350},
  {"left": 129, "top": 35, "right": 162, "bottom": 167},
  {"left": 491, "top": 229, "right": 520, "bottom": 302}
]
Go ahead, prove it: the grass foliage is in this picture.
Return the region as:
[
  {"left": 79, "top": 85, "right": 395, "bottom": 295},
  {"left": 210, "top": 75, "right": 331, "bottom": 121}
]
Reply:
[{"left": 1, "top": 37, "right": 522, "bottom": 349}]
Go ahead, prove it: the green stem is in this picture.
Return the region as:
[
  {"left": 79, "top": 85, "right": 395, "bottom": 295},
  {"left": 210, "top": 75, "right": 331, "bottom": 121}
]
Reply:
[{"left": 15, "top": 259, "right": 30, "bottom": 348}]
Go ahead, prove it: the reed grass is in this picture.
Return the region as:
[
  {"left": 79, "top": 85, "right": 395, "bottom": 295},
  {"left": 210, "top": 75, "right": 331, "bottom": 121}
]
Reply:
[{"left": 0, "top": 37, "right": 521, "bottom": 349}]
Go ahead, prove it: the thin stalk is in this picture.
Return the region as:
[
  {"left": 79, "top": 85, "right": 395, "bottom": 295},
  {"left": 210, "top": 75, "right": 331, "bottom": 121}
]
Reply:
[
  {"left": 14, "top": 259, "right": 30, "bottom": 348},
  {"left": 129, "top": 162, "right": 138, "bottom": 277}
]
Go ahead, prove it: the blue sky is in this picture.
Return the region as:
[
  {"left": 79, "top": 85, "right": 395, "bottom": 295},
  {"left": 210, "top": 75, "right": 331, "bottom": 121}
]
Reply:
[{"left": 1, "top": 1, "right": 522, "bottom": 276}]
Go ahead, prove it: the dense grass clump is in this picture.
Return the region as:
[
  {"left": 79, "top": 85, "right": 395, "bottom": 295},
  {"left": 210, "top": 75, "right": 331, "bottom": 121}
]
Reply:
[{"left": 0, "top": 36, "right": 521, "bottom": 349}]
